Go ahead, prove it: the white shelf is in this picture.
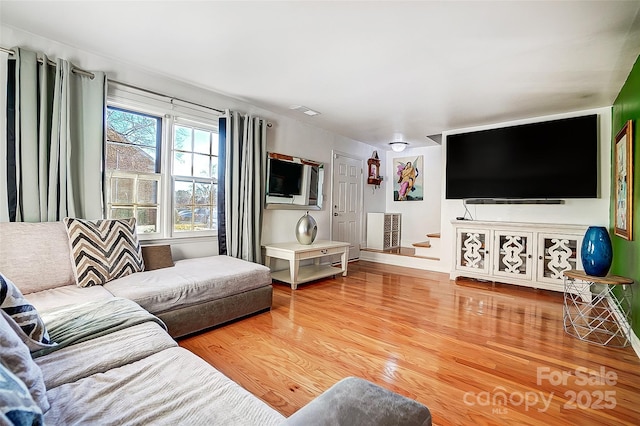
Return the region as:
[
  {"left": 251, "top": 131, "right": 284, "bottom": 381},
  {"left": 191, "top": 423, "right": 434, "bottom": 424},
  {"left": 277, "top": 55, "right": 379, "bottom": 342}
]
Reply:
[
  {"left": 271, "top": 264, "right": 343, "bottom": 285},
  {"left": 367, "top": 213, "right": 401, "bottom": 250}
]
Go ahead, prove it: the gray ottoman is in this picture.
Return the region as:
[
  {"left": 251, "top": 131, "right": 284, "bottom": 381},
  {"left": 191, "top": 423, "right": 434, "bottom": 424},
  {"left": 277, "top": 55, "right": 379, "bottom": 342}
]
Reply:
[{"left": 283, "top": 377, "right": 432, "bottom": 426}]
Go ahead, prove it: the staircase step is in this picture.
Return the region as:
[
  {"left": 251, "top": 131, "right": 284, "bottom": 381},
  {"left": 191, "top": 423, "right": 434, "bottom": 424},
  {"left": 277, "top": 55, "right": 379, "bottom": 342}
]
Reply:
[
  {"left": 361, "top": 247, "right": 439, "bottom": 261},
  {"left": 412, "top": 241, "right": 431, "bottom": 248}
]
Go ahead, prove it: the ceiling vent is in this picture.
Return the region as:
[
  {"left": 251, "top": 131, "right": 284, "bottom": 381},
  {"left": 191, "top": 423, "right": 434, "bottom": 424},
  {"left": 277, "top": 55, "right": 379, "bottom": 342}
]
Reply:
[
  {"left": 426, "top": 134, "right": 442, "bottom": 144},
  {"left": 289, "top": 105, "right": 321, "bottom": 116}
]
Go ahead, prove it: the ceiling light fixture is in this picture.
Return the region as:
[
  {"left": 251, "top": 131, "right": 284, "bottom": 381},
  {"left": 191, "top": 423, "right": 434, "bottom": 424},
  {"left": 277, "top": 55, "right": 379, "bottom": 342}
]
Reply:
[
  {"left": 389, "top": 142, "right": 408, "bottom": 152},
  {"left": 289, "top": 105, "right": 321, "bottom": 117}
]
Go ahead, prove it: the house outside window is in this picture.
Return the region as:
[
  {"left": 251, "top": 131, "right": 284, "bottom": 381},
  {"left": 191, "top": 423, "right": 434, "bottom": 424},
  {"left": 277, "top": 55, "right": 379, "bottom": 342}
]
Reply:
[{"left": 105, "top": 88, "right": 220, "bottom": 240}]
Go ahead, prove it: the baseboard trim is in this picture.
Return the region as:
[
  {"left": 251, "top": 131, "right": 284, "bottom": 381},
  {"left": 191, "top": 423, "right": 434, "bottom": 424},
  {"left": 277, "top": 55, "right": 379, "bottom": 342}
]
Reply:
[
  {"left": 606, "top": 294, "right": 640, "bottom": 359},
  {"left": 359, "top": 250, "right": 447, "bottom": 273}
]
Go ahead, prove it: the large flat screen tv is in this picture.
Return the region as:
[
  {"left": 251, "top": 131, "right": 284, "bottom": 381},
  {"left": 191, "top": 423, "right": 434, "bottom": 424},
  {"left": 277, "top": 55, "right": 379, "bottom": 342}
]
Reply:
[{"left": 445, "top": 114, "right": 598, "bottom": 200}]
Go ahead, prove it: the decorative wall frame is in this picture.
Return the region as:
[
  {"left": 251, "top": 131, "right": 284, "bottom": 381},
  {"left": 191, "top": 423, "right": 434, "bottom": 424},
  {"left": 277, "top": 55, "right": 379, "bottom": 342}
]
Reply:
[{"left": 614, "top": 120, "right": 633, "bottom": 240}]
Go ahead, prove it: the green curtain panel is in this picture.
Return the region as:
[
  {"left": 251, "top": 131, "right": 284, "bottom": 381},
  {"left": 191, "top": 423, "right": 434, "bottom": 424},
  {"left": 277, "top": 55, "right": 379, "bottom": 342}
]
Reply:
[
  {"left": 221, "top": 111, "right": 267, "bottom": 262},
  {"left": 5, "top": 47, "right": 106, "bottom": 222}
]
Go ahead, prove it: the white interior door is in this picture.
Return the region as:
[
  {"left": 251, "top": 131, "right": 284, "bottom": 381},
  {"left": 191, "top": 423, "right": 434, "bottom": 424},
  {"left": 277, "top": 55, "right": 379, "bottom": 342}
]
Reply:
[{"left": 331, "top": 152, "right": 362, "bottom": 260}]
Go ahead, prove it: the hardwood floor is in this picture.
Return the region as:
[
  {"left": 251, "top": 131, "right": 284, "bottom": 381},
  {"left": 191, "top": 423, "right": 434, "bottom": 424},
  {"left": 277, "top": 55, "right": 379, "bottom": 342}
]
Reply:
[{"left": 179, "top": 261, "right": 640, "bottom": 426}]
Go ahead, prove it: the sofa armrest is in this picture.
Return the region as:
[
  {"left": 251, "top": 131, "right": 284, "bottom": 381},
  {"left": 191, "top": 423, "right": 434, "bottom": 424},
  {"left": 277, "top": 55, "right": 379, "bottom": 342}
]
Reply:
[{"left": 282, "top": 377, "right": 432, "bottom": 426}]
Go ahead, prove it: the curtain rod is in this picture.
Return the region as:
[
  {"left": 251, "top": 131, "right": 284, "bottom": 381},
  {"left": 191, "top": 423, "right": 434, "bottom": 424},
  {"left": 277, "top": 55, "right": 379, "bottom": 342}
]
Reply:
[
  {"left": 1, "top": 45, "right": 272, "bottom": 124},
  {"left": 1, "top": 45, "right": 224, "bottom": 114},
  {"left": 1, "top": 46, "right": 95, "bottom": 78},
  {"left": 110, "top": 80, "right": 225, "bottom": 114},
  {"left": 113, "top": 80, "right": 275, "bottom": 126}
]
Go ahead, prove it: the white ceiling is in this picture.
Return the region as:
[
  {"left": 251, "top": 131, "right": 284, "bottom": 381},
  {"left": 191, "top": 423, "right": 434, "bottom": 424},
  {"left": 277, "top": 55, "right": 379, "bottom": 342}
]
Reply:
[{"left": 2, "top": 1, "right": 640, "bottom": 149}]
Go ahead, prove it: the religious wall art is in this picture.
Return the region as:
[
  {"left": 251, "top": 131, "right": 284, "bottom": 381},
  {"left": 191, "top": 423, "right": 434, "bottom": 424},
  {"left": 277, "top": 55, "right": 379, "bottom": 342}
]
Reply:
[{"left": 394, "top": 155, "right": 424, "bottom": 201}]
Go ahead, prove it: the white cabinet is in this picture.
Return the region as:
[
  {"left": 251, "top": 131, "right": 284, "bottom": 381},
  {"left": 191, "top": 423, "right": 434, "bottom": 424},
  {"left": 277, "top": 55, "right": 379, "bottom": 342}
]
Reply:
[
  {"left": 367, "top": 213, "right": 401, "bottom": 250},
  {"left": 451, "top": 220, "right": 587, "bottom": 292}
]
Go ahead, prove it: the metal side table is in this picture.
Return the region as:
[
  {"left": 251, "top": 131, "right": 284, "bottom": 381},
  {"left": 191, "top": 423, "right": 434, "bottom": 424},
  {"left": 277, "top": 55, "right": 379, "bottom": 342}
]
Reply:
[{"left": 563, "top": 270, "right": 634, "bottom": 347}]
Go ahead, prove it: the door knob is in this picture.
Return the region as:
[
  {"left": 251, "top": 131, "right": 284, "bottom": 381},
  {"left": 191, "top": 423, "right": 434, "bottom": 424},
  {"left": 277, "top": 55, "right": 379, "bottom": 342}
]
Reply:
[{"left": 333, "top": 213, "right": 338, "bottom": 216}]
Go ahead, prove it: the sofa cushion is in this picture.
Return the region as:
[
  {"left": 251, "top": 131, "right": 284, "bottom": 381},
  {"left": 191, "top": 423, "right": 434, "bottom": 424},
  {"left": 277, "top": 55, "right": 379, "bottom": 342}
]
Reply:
[
  {"left": 44, "top": 347, "right": 285, "bottom": 426},
  {"left": 141, "top": 245, "right": 174, "bottom": 271},
  {"left": 36, "top": 322, "right": 176, "bottom": 389},
  {"left": 64, "top": 217, "right": 145, "bottom": 287},
  {"left": 104, "top": 256, "right": 271, "bottom": 314},
  {"left": 0, "top": 312, "right": 50, "bottom": 414},
  {"left": 0, "top": 273, "right": 53, "bottom": 346},
  {"left": 24, "top": 285, "right": 114, "bottom": 314},
  {"left": 0, "top": 222, "right": 75, "bottom": 294},
  {"left": 0, "top": 363, "right": 44, "bottom": 426}
]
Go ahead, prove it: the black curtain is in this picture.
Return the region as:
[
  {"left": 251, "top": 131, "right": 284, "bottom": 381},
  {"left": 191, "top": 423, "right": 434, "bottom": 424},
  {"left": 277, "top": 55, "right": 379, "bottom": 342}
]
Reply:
[
  {"left": 6, "top": 59, "right": 16, "bottom": 221},
  {"left": 217, "top": 116, "right": 227, "bottom": 255}
]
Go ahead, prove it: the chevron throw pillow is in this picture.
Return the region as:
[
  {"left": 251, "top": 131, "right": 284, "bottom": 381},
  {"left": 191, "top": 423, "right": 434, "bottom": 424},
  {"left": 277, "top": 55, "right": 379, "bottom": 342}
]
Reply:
[
  {"left": 0, "top": 273, "right": 53, "bottom": 346},
  {"left": 64, "top": 217, "right": 145, "bottom": 288}
]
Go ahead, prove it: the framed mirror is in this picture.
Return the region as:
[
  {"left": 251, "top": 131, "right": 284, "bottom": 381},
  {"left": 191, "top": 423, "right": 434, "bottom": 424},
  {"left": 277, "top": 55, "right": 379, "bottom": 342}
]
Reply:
[{"left": 265, "top": 152, "right": 324, "bottom": 210}]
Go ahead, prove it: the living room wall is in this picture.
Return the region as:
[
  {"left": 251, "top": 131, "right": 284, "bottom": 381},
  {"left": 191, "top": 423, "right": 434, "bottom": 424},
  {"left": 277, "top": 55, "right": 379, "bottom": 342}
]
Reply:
[
  {"left": 383, "top": 145, "right": 442, "bottom": 247},
  {"left": 1, "top": 26, "right": 382, "bottom": 259},
  {"left": 439, "top": 106, "right": 612, "bottom": 273},
  {"left": 261, "top": 120, "right": 386, "bottom": 251},
  {"left": 610, "top": 55, "right": 640, "bottom": 338}
]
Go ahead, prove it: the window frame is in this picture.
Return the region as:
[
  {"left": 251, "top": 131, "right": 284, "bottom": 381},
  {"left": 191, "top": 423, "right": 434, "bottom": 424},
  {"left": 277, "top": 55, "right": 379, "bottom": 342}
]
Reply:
[
  {"left": 106, "top": 105, "right": 162, "bottom": 173},
  {"left": 106, "top": 170, "right": 162, "bottom": 235},
  {"left": 105, "top": 88, "right": 221, "bottom": 242},
  {"left": 169, "top": 118, "right": 219, "bottom": 238}
]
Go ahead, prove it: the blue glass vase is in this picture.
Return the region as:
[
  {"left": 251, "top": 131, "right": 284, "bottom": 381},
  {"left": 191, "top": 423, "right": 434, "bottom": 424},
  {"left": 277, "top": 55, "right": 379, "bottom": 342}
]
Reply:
[{"left": 581, "top": 226, "right": 613, "bottom": 277}]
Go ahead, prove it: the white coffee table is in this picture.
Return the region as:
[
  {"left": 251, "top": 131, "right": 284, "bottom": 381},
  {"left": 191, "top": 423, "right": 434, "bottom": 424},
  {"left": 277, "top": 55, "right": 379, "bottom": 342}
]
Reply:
[{"left": 262, "top": 240, "right": 350, "bottom": 289}]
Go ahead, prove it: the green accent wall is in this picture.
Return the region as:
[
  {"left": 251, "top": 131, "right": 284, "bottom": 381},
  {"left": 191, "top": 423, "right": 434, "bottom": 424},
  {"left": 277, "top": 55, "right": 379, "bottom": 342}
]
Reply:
[{"left": 611, "top": 55, "right": 640, "bottom": 338}]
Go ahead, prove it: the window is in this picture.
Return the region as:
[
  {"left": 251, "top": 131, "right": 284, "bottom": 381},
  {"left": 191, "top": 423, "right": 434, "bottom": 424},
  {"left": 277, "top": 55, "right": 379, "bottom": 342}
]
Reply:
[
  {"left": 106, "top": 107, "right": 162, "bottom": 234},
  {"left": 105, "top": 96, "right": 220, "bottom": 240},
  {"left": 172, "top": 124, "right": 218, "bottom": 233}
]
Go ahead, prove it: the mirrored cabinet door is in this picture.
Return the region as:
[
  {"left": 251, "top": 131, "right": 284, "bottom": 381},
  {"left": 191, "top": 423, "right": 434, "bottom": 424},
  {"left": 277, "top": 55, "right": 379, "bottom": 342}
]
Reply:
[
  {"left": 493, "top": 231, "right": 533, "bottom": 280},
  {"left": 456, "top": 228, "right": 491, "bottom": 274},
  {"left": 536, "top": 233, "right": 582, "bottom": 285}
]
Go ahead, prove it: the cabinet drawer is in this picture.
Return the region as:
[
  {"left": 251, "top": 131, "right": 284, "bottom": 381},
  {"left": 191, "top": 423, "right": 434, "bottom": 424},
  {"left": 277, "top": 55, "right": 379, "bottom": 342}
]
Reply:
[{"left": 298, "top": 246, "right": 346, "bottom": 259}]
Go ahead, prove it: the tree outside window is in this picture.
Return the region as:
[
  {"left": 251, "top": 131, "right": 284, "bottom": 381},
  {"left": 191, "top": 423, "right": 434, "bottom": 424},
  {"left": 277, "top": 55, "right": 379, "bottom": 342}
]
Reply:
[{"left": 106, "top": 107, "right": 161, "bottom": 234}]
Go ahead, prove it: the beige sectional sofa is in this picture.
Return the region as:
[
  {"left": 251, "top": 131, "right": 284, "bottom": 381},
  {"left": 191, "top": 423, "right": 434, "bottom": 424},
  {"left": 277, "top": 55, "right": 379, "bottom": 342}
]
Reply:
[
  {"left": 0, "top": 221, "right": 272, "bottom": 337},
  {"left": 0, "top": 220, "right": 432, "bottom": 425},
  {"left": 2, "top": 297, "right": 287, "bottom": 425}
]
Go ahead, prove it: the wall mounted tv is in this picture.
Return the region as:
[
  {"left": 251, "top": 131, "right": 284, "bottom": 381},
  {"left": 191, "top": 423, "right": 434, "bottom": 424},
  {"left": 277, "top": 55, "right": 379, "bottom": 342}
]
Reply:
[
  {"left": 445, "top": 114, "right": 598, "bottom": 200},
  {"left": 267, "top": 158, "right": 304, "bottom": 197},
  {"left": 265, "top": 153, "right": 325, "bottom": 209}
]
